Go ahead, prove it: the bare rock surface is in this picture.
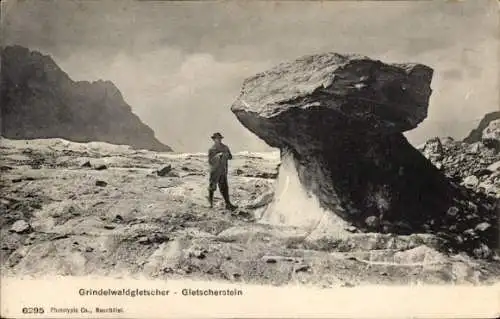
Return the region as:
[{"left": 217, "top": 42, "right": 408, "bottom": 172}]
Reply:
[
  {"left": 0, "top": 137, "right": 499, "bottom": 286},
  {"left": 231, "top": 53, "right": 498, "bottom": 258}
]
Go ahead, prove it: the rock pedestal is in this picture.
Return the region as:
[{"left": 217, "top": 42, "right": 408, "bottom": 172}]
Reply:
[{"left": 231, "top": 53, "right": 497, "bottom": 256}]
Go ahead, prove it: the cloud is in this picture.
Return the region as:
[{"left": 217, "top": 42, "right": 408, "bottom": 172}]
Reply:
[
  {"left": 404, "top": 37, "right": 499, "bottom": 144},
  {"left": 442, "top": 69, "right": 464, "bottom": 81},
  {"left": 57, "top": 47, "right": 271, "bottom": 152}
]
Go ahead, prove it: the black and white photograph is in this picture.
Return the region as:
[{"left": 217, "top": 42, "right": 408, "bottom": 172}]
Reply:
[{"left": 1, "top": 0, "right": 499, "bottom": 317}]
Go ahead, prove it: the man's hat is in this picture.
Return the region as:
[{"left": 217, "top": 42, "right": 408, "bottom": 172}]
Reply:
[{"left": 211, "top": 132, "right": 223, "bottom": 139}]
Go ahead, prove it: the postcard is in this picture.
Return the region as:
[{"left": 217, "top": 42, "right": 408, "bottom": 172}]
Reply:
[{"left": 1, "top": 0, "right": 499, "bottom": 318}]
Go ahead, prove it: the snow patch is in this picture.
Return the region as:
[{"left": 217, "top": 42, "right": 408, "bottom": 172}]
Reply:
[{"left": 260, "top": 151, "right": 349, "bottom": 239}]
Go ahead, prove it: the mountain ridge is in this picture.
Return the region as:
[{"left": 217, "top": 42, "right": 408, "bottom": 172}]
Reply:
[
  {"left": 0, "top": 45, "right": 172, "bottom": 152},
  {"left": 463, "top": 111, "right": 500, "bottom": 144}
]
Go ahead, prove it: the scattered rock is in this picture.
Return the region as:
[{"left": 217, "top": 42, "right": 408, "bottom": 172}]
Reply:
[
  {"left": 482, "top": 119, "right": 500, "bottom": 142},
  {"left": 446, "top": 206, "right": 459, "bottom": 217},
  {"left": 81, "top": 161, "right": 91, "bottom": 168},
  {"left": 262, "top": 256, "right": 277, "bottom": 264},
  {"left": 345, "top": 225, "right": 358, "bottom": 233},
  {"left": 0, "top": 198, "right": 11, "bottom": 207},
  {"left": 10, "top": 220, "right": 31, "bottom": 234},
  {"left": 244, "top": 191, "right": 274, "bottom": 209},
  {"left": 113, "top": 215, "right": 124, "bottom": 223},
  {"left": 231, "top": 273, "right": 242, "bottom": 280},
  {"left": 465, "top": 214, "right": 476, "bottom": 220},
  {"left": 254, "top": 171, "right": 278, "bottom": 179},
  {"left": 231, "top": 52, "right": 471, "bottom": 238},
  {"left": 261, "top": 255, "right": 301, "bottom": 263},
  {"left": 474, "top": 168, "right": 491, "bottom": 178},
  {"left": 294, "top": 264, "right": 311, "bottom": 273},
  {"left": 473, "top": 243, "right": 492, "bottom": 259},
  {"left": 187, "top": 247, "right": 207, "bottom": 259},
  {"left": 365, "top": 216, "right": 380, "bottom": 229},
  {"left": 463, "top": 229, "right": 477, "bottom": 238},
  {"left": 162, "top": 267, "right": 174, "bottom": 273},
  {"left": 394, "top": 245, "right": 448, "bottom": 264},
  {"left": 1, "top": 45, "right": 173, "bottom": 152},
  {"left": 157, "top": 165, "right": 173, "bottom": 177},
  {"left": 475, "top": 222, "right": 491, "bottom": 232},
  {"left": 462, "top": 176, "right": 479, "bottom": 188},
  {"left": 95, "top": 180, "right": 107, "bottom": 187},
  {"left": 463, "top": 111, "right": 500, "bottom": 144},
  {"left": 422, "top": 137, "right": 444, "bottom": 161},
  {"left": 149, "top": 233, "right": 169, "bottom": 244},
  {"left": 393, "top": 221, "right": 412, "bottom": 233}
]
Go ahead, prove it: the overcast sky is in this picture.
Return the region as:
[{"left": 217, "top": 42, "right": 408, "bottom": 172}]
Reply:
[{"left": 2, "top": 0, "right": 499, "bottom": 152}]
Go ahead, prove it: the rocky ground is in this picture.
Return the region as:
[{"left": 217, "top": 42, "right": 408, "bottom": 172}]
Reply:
[
  {"left": 416, "top": 137, "right": 499, "bottom": 258},
  {"left": 1, "top": 137, "right": 499, "bottom": 286}
]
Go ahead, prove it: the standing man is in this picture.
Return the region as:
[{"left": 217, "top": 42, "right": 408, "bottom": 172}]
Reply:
[{"left": 207, "top": 132, "right": 237, "bottom": 210}]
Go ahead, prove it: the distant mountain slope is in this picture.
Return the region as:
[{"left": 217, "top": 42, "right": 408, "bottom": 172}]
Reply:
[
  {"left": 0, "top": 45, "right": 172, "bottom": 152},
  {"left": 463, "top": 111, "right": 500, "bottom": 144}
]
